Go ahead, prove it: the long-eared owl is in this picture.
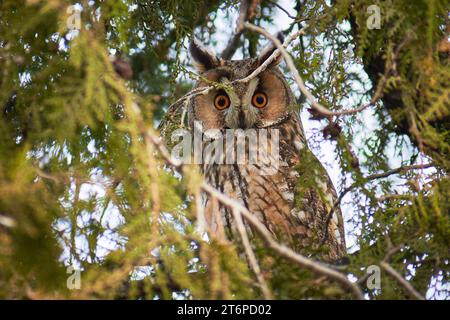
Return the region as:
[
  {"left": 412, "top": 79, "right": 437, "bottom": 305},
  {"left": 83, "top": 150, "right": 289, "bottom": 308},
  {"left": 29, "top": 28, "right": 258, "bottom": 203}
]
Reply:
[{"left": 186, "top": 37, "right": 346, "bottom": 261}]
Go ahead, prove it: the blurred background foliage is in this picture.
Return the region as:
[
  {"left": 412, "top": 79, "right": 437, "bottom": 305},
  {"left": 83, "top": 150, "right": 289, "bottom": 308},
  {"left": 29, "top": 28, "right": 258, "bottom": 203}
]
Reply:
[{"left": 0, "top": 0, "right": 448, "bottom": 299}]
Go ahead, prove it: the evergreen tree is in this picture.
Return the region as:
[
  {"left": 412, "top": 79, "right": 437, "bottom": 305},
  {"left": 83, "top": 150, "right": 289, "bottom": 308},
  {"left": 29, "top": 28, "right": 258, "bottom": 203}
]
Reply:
[{"left": 0, "top": 0, "right": 448, "bottom": 299}]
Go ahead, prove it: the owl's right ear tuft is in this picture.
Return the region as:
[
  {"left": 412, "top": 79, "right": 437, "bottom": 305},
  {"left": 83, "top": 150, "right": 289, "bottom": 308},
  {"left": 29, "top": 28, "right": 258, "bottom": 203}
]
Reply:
[{"left": 189, "top": 38, "right": 220, "bottom": 72}]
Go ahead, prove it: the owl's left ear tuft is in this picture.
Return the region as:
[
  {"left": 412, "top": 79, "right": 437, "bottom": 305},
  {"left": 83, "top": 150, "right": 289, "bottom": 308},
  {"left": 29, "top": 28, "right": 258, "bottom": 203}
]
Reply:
[
  {"left": 258, "top": 32, "right": 285, "bottom": 67},
  {"left": 189, "top": 37, "right": 221, "bottom": 73}
]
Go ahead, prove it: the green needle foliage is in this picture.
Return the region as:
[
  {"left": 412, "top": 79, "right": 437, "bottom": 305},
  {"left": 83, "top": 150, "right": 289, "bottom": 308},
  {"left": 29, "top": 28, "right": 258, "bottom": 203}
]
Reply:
[{"left": 0, "top": 0, "right": 448, "bottom": 299}]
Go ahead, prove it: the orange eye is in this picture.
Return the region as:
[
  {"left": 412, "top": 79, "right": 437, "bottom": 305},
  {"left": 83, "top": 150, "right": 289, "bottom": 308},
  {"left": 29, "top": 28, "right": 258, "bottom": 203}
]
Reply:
[
  {"left": 214, "top": 93, "right": 231, "bottom": 110},
  {"left": 252, "top": 92, "right": 268, "bottom": 108}
]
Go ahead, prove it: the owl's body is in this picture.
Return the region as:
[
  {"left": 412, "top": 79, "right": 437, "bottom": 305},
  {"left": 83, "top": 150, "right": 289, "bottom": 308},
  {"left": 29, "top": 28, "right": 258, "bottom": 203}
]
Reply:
[{"left": 185, "top": 39, "right": 346, "bottom": 261}]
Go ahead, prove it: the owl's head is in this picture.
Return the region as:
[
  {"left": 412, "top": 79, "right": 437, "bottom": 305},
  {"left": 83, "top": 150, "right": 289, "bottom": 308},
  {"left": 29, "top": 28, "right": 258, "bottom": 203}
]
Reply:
[{"left": 188, "top": 37, "right": 296, "bottom": 130}]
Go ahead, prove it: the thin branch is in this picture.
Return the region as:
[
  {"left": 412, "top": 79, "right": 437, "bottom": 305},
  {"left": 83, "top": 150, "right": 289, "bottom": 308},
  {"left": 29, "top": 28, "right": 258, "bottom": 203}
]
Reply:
[
  {"left": 238, "top": 28, "right": 306, "bottom": 83},
  {"left": 165, "top": 86, "right": 214, "bottom": 117},
  {"left": 243, "top": 22, "right": 388, "bottom": 117},
  {"left": 383, "top": 239, "right": 402, "bottom": 262},
  {"left": 167, "top": 28, "right": 304, "bottom": 113},
  {"left": 267, "top": 0, "right": 297, "bottom": 19},
  {"left": 221, "top": 0, "right": 257, "bottom": 60},
  {"left": 380, "top": 262, "right": 425, "bottom": 300},
  {"left": 376, "top": 194, "right": 412, "bottom": 202},
  {"left": 335, "top": 163, "right": 433, "bottom": 215},
  {"left": 221, "top": 33, "right": 243, "bottom": 61},
  {"left": 365, "top": 163, "right": 433, "bottom": 181},
  {"left": 231, "top": 207, "right": 272, "bottom": 299},
  {"left": 321, "top": 163, "right": 434, "bottom": 245},
  {"left": 378, "top": 239, "right": 425, "bottom": 300},
  {"left": 201, "top": 182, "right": 364, "bottom": 299}
]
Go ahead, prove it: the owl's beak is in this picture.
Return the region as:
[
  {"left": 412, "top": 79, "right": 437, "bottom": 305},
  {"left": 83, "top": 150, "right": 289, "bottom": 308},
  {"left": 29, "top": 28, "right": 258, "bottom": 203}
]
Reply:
[
  {"left": 225, "top": 106, "right": 256, "bottom": 130},
  {"left": 225, "top": 104, "right": 258, "bottom": 129},
  {"left": 238, "top": 110, "right": 246, "bottom": 129}
]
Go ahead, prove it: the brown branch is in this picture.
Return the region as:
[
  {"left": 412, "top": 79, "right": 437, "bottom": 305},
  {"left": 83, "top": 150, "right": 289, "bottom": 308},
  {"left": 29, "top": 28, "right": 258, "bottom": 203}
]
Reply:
[
  {"left": 238, "top": 28, "right": 306, "bottom": 83},
  {"left": 168, "top": 28, "right": 304, "bottom": 114},
  {"left": 378, "top": 239, "right": 425, "bottom": 300},
  {"left": 380, "top": 262, "right": 425, "bottom": 300},
  {"left": 321, "top": 163, "right": 434, "bottom": 245},
  {"left": 376, "top": 194, "right": 412, "bottom": 202},
  {"left": 201, "top": 182, "right": 364, "bottom": 299},
  {"left": 221, "top": 34, "right": 243, "bottom": 61},
  {"left": 267, "top": 0, "right": 297, "bottom": 19},
  {"left": 231, "top": 207, "right": 272, "bottom": 299},
  {"left": 243, "top": 22, "right": 389, "bottom": 117},
  {"left": 364, "top": 163, "right": 433, "bottom": 181},
  {"left": 336, "top": 162, "right": 433, "bottom": 207},
  {"left": 221, "top": 0, "right": 259, "bottom": 60}
]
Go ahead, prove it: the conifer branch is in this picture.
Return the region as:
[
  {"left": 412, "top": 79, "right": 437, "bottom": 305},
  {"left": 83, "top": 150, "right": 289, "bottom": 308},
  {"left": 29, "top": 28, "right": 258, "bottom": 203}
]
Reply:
[{"left": 243, "top": 22, "right": 390, "bottom": 117}]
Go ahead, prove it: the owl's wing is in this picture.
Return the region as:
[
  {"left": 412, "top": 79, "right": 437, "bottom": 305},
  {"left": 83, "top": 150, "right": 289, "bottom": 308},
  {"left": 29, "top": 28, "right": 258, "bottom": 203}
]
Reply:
[{"left": 292, "top": 147, "right": 347, "bottom": 261}]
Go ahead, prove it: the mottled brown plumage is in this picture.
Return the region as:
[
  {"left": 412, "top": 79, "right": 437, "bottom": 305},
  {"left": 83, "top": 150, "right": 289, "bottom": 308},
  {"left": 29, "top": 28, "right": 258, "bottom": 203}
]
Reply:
[{"left": 187, "top": 38, "right": 346, "bottom": 261}]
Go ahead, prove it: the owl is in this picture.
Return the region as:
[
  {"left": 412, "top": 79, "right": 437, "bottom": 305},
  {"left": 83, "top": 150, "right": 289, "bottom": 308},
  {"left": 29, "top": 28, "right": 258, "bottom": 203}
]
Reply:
[{"left": 183, "top": 38, "right": 346, "bottom": 262}]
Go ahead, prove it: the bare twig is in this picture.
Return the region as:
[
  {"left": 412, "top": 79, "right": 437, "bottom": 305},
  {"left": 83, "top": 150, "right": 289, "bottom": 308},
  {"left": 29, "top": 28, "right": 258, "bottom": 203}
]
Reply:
[
  {"left": 364, "top": 163, "right": 433, "bottom": 181},
  {"left": 232, "top": 207, "right": 272, "bottom": 299},
  {"left": 376, "top": 194, "right": 412, "bottom": 202},
  {"left": 377, "top": 240, "right": 425, "bottom": 300},
  {"left": 334, "top": 163, "right": 433, "bottom": 213},
  {"left": 267, "top": 0, "right": 297, "bottom": 19},
  {"left": 201, "top": 182, "right": 364, "bottom": 299},
  {"left": 380, "top": 262, "right": 425, "bottom": 300},
  {"left": 243, "top": 22, "right": 388, "bottom": 117},
  {"left": 238, "top": 28, "right": 306, "bottom": 83},
  {"left": 166, "top": 86, "right": 215, "bottom": 117},
  {"left": 167, "top": 29, "right": 304, "bottom": 114},
  {"left": 221, "top": 0, "right": 259, "bottom": 60},
  {"left": 321, "top": 163, "right": 433, "bottom": 245},
  {"left": 236, "top": 0, "right": 250, "bottom": 33},
  {"left": 383, "top": 239, "right": 402, "bottom": 262}
]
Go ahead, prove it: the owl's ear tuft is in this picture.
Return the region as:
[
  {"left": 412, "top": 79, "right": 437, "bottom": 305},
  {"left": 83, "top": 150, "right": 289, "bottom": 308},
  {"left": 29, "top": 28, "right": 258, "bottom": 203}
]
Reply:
[
  {"left": 258, "top": 32, "right": 285, "bottom": 67},
  {"left": 189, "top": 38, "right": 220, "bottom": 72}
]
